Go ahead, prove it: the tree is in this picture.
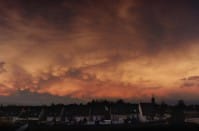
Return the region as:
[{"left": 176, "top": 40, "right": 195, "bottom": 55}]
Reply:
[
  {"left": 177, "top": 100, "right": 186, "bottom": 109},
  {"left": 159, "top": 101, "right": 168, "bottom": 119},
  {"left": 169, "top": 100, "right": 185, "bottom": 124}
]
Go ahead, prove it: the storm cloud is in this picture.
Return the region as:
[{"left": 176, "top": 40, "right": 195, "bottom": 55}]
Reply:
[{"left": 0, "top": 0, "right": 199, "bottom": 104}]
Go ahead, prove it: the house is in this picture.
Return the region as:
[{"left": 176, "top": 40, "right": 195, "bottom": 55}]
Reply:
[
  {"left": 139, "top": 102, "right": 156, "bottom": 121},
  {"left": 111, "top": 103, "right": 138, "bottom": 124},
  {"left": 137, "top": 97, "right": 169, "bottom": 123}
]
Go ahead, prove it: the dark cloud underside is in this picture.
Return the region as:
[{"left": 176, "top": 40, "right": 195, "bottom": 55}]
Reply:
[{"left": 0, "top": 0, "right": 199, "bottom": 104}]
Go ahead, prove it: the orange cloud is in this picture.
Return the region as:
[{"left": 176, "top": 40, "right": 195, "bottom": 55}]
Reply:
[{"left": 0, "top": 0, "right": 199, "bottom": 104}]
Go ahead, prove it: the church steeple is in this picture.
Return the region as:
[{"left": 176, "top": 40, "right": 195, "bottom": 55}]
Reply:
[{"left": 151, "top": 95, "right": 155, "bottom": 105}]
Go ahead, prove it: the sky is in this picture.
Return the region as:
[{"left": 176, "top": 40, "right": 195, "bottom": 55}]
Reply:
[{"left": 0, "top": 0, "right": 199, "bottom": 105}]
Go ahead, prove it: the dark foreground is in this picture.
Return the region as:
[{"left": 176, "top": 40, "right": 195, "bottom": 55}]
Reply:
[{"left": 1, "top": 123, "right": 199, "bottom": 131}]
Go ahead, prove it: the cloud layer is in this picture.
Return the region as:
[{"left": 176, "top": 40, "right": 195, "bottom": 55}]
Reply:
[{"left": 0, "top": 0, "right": 199, "bottom": 104}]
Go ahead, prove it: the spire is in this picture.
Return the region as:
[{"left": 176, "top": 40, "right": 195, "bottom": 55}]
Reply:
[{"left": 151, "top": 95, "right": 156, "bottom": 105}]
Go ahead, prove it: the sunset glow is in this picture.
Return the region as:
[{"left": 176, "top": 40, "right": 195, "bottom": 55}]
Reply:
[{"left": 0, "top": 0, "right": 199, "bottom": 104}]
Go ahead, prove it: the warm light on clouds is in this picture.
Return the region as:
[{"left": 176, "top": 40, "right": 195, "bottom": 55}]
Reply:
[{"left": 0, "top": 0, "right": 199, "bottom": 104}]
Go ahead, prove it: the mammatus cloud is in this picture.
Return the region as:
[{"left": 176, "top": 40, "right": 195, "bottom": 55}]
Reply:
[
  {"left": 0, "top": 61, "right": 5, "bottom": 73},
  {"left": 181, "top": 76, "right": 199, "bottom": 88},
  {"left": 0, "top": 0, "right": 199, "bottom": 104}
]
